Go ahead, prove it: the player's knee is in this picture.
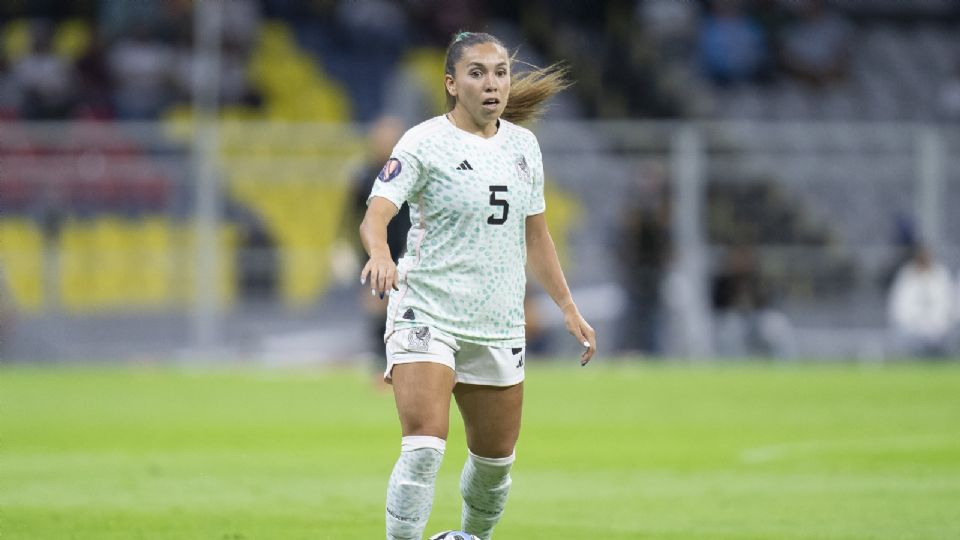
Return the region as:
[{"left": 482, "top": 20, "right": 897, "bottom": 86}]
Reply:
[
  {"left": 469, "top": 443, "right": 515, "bottom": 460},
  {"left": 402, "top": 420, "right": 448, "bottom": 440}
]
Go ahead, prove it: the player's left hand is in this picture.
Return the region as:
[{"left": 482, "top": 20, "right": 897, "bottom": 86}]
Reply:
[{"left": 562, "top": 304, "right": 596, "bottom": 366}]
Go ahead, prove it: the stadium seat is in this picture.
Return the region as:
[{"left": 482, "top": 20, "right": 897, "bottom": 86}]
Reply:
[
  {"left": 401, "top": 47, "right": 449, "bottom": 115},
  {"left": 248, "top": 21, "right": 352, "bottom": 122},
  {"left": 156, "top": 21, "right": 382, "bottom": 307},
  {"left": 136, "top": 216, "right": 173, "bottom": 307},
  {"left": 159, "top": 105, "right": 194, "bottom": 142},
  {"left": 162, "top": 222, "right": 237, "bottom": 308},
  {"left": 58, "top": 219, "right": 93, "bottom": 311},
  {"left": 0, "top": 218, "right": 45, "bottom": 312},
  {"left": 90, "top": 217, "right": 127, "bottom": 309}
]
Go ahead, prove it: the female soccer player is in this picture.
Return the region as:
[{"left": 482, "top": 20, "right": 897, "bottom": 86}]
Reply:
[{"left": 359, "top": 31, "right": 596, "bottom": 540}]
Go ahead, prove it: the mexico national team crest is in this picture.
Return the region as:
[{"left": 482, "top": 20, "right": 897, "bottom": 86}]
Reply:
[
  {"left": 378, "top": 157, "right": 402, "bottom": 182},
  {"left": 407, "top": 326, "right": 431, "bottom": 352},
  {"left": 515, "top": 155, "right": 531, "bottom": 183}
]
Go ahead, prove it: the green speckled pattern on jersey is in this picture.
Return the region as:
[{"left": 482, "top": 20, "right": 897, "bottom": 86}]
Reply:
[{"left": 368, "top": 116, "right": 545, "bottom": 347}]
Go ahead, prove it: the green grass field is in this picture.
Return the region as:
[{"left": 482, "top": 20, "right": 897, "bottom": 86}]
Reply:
[{"left": 2, "top": 361, "right": 959, "bottom": 539}]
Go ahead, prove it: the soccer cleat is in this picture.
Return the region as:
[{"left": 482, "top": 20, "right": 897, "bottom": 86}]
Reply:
[{"left": 429, "top": 531, "right": 480, "bottom": 540}]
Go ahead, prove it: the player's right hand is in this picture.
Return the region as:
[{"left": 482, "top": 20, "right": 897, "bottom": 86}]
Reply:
[
  {"left": 360, "top": 255, "right": 399, "bottom": 300},
  {"left": 561, "top": 302, "right": 596, "bottom": 366}
]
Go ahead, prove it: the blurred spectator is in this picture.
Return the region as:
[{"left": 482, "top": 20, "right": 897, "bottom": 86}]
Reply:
[
  {"left": 938, "top": 61, "right": 960, "bottom": 121},
  {"left": 606, "top": 1, "right": 682, "bottom": 118},
  {"left": 347, "top": 116, "right": 410, "bottom": 268},
  {"left": 261, "top": 0, "right": 311, "bottom": 19},
  {"left": 337, "top": 0, "right": 409, "bottom": 47},
  {"left": 12, "top": 23, "right": 76, "bottom": 119},
  {"left": 616, "top": 165, "right": 671, "bottom": 355},
  {"left": 98, "top": 0, "right": 187, "bottom": 42},
  {"left": 779, "top": 0, "right": 851, "bottom": 86},
  {"left": 0, "top": 53, "right": 21, "bottom": 117},
  {"left": 231, "top": 203, "right": 279, "bottom": 302},
  {"left": 172, "top": 37, "right": 258, "bottom": 107},
  {"left": 698, "top": 0, "right": 768, "bottom": 86},
  {"left": 749, "top": 0, "right": 791, "bottom": 52},
  {"left": 887, "top": 244, "right": 955, "bottom": 358},
  {"left": 712, "top": 244, "right": 760, "bottom": 356},
  {"left": 73, "top": 33, "right": 113, "bottom": 119},
  {"left": 333, "top": 0, "right": 410, "bottom": 121},
  {"left": 405, "top": 0, "right": 483, "bottom": 45},
  {"left": 107, "top": 24, "right": 175, "bottom": 119},
  {"left": 636, "top": 0, "right": 698, "bottom": 52},
  {"left": 711, "top": 244, "right": 794, "bottom": 358},
  {"left": 220, "top": 0, "right": 260, "bottom": 51},
  {"left": 341, "top": 116, "right": 410, "bottom": 370},
  {"left": 879, "top": 213, "right": 917, "bottom": 292}
]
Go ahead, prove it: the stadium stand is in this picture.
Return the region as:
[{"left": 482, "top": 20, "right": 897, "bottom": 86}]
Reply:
[{"left": 1, "top": 0, "right": 957, "bottom": 359}]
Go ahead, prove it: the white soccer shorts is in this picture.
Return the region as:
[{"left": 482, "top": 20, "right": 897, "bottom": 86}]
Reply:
[{"left": 384, "top": 326, "right": 525, "bottom": 387}]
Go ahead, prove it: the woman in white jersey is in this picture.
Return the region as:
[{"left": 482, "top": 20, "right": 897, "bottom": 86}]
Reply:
[{"left": 360, "top": 31, "right": 596, "bottom": 540}]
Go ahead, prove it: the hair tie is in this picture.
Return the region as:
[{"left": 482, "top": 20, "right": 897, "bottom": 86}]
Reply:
[{"left": 454, "top": 31, "right": 472, "bottom": 43}]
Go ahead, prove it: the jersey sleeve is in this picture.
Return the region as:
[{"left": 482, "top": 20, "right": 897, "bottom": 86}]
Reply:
[
  {"left": 527, "top": 140, "right": 546, "bottom": 216},
  {"left": 367, "top": 144, "right": 426, "bottom": 211}
]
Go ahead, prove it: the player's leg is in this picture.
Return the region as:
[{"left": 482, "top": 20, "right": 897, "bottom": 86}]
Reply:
[
  {"left": 453, "top": 380, "right": 523, "bottom": 540},
  {"left": 385, "top": 331, "right": 458, "bottom": 540}
]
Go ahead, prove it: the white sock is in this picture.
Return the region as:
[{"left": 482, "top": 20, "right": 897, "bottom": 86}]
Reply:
[
  {"left": 385, "top": 436, "right": 446, "bottom": 540},
  {"left": 460, "top": 450, "right": 515, "bottom": 540}
]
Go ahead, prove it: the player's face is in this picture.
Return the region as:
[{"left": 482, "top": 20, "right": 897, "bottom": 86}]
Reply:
[{"left": 446, "top": 42, "right": 511, "bottom": 128}]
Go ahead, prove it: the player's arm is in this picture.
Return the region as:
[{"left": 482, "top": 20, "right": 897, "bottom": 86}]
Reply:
[
  {"left": 359, "top": 196, "right": 401, "bottom": 299},
  {"left": 525, "top": 213, "right": 596, "bottom": 364}
]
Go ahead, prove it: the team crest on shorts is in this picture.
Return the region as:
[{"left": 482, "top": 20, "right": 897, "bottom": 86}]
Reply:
[
  {"left": 515, "top": 155, "right": 531, "bottom": 183},
  {"left": 378, "top": 157, "right": 402, "bottom": 182},
  {"left": 407, "top": 326, "right": 431, "bottom": 352}
]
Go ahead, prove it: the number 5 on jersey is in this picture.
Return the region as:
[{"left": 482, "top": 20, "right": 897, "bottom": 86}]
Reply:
[{"left": 488, "top": 185, "right": 509, "bottom": 225}]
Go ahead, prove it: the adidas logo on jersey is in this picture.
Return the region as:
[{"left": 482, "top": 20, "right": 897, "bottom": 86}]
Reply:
[{"left": 455, "top": 160, "right": 473, "bottom": 171}]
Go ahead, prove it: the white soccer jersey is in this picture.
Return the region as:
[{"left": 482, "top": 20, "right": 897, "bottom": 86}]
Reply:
[{"left": 368, "top": 115, "right": 546, "bottom": 347}]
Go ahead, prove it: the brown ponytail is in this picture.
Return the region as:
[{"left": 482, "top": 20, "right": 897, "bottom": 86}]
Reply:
[
  {"left": 502, "top": 60, "right": 571, "bottom": 124},
  {"left": 444, "top": 31, "right": 572, "bottom": 125}
]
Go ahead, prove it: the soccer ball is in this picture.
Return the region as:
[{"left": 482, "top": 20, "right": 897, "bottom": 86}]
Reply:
[{"left": 428, "top": 531, "right": 480, "bottom": 540}]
